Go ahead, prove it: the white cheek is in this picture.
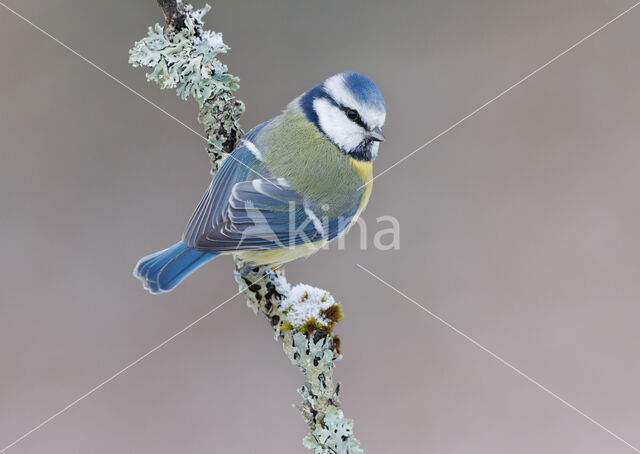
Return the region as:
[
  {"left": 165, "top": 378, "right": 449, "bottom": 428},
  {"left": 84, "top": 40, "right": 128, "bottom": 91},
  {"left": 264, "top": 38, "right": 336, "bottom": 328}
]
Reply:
[
  {"left": 368, "top": 110, "right": 386, "bottom": 129},
  {"left": 313, "top": 98, "right": 364, "bottom": 151}
]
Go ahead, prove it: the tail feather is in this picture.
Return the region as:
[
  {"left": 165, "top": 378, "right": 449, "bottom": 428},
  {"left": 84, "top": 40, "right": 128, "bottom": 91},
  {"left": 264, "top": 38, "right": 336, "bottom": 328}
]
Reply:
[{"left": 134, "top": 242, "right": 218, "bottom": 294}]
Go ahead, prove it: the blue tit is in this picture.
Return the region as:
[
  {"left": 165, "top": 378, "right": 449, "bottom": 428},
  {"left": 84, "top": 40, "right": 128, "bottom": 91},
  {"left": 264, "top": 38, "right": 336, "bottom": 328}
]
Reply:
[{"left": 134, "top": 71, "right": 386, "bottom": 294}]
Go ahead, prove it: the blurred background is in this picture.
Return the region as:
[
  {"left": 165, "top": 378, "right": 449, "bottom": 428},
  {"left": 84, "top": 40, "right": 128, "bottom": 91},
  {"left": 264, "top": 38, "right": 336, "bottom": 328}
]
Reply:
[{"left": 1, "top": 0, "right": 640, "bottom": 452}]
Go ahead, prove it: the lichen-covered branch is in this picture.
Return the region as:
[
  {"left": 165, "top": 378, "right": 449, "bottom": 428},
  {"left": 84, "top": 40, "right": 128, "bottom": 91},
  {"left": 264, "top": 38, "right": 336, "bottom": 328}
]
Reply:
[
  {"left": 129, "top": 2, "right": 244, "bottom": 169},
  {"left": 129, "top": 3, "right": 362, "bottom": 452},
  {"left": 235, "top": 265, "right": 362, "bottom": 453}
]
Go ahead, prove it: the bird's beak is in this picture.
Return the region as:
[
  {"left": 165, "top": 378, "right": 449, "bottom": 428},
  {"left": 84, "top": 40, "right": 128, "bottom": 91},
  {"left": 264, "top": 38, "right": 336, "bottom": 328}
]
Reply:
[{"left": 367, "top": 127, "right": 385, "bottom": 142}]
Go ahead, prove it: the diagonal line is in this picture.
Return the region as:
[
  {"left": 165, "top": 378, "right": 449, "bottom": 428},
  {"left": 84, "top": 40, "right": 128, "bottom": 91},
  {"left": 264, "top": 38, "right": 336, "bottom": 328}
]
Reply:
[
  {"left": 0, "top": 1, "right": 279, "bottom": 189},
  {"left": 0, "top": 272, "right": 268, "bottom": 453},
  {"left": 356, "top": 264, "right": 640, "bottom": 453},
  {"left": 0, "top": 296, "right": 236, "bottom": 453},
  {"left": 362, "top": 1, "right": 640, "bottom": 189}
]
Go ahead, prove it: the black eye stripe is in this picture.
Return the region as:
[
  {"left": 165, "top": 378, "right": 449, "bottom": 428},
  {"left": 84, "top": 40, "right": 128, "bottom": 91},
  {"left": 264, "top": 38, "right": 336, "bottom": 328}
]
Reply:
[
  {"left": 342, "top": 107, "right": 368, "bottom": 129},
  {"left": 321, "top": 91, "right": 371, "bottom": 129}
]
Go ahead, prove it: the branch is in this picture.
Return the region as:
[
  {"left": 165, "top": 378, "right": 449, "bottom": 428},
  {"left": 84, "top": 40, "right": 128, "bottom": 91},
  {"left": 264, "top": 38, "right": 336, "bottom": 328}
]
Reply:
[
  {"left": 156, "top": 0, "right": 187, "bottom": 31},
  {"left": 129, "top": 3, "right": 363, "bottom": 452},
  {"left": 235, "top": 265, "right": 362, "bottom": 453}
]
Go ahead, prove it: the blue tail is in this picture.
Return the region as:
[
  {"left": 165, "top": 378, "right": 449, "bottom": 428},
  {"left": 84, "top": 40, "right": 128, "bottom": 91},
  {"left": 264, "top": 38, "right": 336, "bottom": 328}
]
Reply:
[{"left": 133, "top": 242, "right": 219, "bottom": 294}]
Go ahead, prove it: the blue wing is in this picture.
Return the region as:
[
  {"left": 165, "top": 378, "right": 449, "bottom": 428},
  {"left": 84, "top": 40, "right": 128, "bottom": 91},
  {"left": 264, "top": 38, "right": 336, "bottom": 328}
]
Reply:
[
  {"left": 182, "top": 120, "right": 271, "bottom": 246},
  {"left": 191, "top": 178, "right": 356, "bottom": 252}
]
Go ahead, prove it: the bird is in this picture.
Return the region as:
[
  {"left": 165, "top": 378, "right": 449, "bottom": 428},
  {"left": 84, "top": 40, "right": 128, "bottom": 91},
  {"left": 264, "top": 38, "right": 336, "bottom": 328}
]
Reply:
[{"left": 134, "top": 71, "right": 386, "bottom": 294}]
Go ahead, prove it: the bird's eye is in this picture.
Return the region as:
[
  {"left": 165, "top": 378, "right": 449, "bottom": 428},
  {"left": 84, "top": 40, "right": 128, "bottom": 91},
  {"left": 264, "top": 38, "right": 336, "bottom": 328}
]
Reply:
[{"left": 345, "top": 109, "right": 360, "bottom": 122}]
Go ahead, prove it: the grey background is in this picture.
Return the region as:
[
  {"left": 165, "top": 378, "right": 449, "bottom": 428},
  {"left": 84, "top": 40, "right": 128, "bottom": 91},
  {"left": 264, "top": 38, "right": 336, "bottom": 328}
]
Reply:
[{"left": 1, "top": 0, "right": 640, "bottom": 452}]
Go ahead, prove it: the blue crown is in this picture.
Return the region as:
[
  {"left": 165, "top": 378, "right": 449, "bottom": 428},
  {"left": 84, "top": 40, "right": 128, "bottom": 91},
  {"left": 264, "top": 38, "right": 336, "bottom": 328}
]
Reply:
[
  {"left": 341, "top": 71, "right": 386, "bottom": 110},
  {"left": 299, "top": 71, "right": 385, "bottom": 129}
]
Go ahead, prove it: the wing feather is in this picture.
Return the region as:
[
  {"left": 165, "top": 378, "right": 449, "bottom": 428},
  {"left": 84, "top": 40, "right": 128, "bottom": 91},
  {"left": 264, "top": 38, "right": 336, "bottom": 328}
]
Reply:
[{"left": 193, "top": 179, "right": 355, "bottom": 252}]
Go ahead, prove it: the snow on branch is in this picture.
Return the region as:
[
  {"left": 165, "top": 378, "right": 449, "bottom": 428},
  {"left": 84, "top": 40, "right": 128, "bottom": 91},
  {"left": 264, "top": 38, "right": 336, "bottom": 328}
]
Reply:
[
  {"left": 129, "top": 3, "right": 363, "bottom": 453},
  {"left": 235, "top": 266, "right": 362, "bottom": 454}
]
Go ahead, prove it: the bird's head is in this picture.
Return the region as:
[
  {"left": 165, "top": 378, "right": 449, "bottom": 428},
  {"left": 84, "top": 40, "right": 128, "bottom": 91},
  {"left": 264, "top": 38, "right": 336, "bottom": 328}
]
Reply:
[{"left": 297, "top": 72, "right": 386, "bottom": 161}]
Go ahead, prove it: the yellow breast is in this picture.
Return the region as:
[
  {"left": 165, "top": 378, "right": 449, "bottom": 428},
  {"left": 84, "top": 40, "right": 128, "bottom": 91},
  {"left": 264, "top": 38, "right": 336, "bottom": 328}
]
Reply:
[{"left": 348, "top": 157, "right": 373, "bottom": 225}]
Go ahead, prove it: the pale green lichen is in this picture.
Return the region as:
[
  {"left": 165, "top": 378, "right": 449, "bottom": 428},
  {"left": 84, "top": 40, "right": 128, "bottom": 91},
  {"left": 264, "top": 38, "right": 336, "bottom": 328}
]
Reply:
[
  {"left": 285, "top": 331, "right": 362, "bottom": 454},
  {"left": 303, "top": 406, "right": 363, "bottom": 454},
  {"left": 129, "top": 4, "right": 238, "bottom": 106},
  {"left": 237, "top": 265, "right": 362, "bottom": 453},
  {"left": 284, "top": 332, "right": 337, "bottom": 388},
  {"left": 129, "top": 3, "right": 244, "bottom": 169}
]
